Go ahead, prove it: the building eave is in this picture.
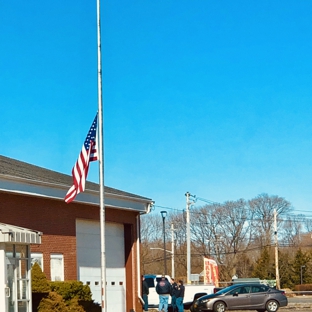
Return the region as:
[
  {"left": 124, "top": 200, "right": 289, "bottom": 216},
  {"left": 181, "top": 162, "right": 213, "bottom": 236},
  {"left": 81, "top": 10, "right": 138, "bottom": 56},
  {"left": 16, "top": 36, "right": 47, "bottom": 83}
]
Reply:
[{"left": 0, "top": 173, "right": 153, "bottom": 213}]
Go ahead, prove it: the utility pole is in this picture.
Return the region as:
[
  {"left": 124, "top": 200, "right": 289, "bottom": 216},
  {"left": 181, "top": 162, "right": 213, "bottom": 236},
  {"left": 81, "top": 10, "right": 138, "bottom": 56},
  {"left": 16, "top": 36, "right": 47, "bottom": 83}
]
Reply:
[
  {"left": 161, "top": 211, "right": 167, "bottom": 275},
  {"left": 185, "top": 192, "right": 195, "bottom": 284},
  {"left": 274, "top": 209, "right": 280, "bottom": 289},
  {"left": 171, "top": 223, "right": 175, "bottom": 278}
]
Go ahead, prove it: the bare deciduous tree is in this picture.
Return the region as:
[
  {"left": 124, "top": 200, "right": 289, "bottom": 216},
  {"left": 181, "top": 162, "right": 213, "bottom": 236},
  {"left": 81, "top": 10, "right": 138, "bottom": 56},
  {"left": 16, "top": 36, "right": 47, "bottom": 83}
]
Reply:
[
  {"left": 139, "top": 193, "right": 309, "bottom": 288},
  {"left": 248, "top": 193, "right": 292, "bottom": 247}
]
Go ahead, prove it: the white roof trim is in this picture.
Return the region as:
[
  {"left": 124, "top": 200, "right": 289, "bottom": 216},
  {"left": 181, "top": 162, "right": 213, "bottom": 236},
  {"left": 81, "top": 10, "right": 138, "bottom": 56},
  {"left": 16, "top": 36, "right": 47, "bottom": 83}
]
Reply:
[
  {"left": 0, "top": 222, "right": 42, "bottom": 244},
  {"left": 0, "top": 174, "right": 153, "bottom": 213}
]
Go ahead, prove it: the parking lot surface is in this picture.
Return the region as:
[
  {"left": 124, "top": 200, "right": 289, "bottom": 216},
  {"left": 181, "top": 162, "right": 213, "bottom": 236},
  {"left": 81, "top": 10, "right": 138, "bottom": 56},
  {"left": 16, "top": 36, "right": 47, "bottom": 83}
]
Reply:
[{"left": 148, "top": 296, "right": 312, "bottom": 312}]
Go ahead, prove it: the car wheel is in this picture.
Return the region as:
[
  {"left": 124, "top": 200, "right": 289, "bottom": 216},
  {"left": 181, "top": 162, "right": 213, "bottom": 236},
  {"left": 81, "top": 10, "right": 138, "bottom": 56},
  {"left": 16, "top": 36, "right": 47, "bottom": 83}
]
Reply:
[
  {"left": 213, "top": 301, "right": 226, "bottom": 312},
  {"left": 266, "top": 300, "right": 279, "bottom": 312}
]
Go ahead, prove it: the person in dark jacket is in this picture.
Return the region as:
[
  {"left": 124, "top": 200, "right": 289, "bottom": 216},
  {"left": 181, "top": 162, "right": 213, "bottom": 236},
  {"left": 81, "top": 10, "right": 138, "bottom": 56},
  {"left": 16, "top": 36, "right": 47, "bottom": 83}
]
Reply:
[
  {"left": 175, "top": 280, "right": 185, "bottom": 312},
  {"left": 142, "top": 275, "right": 149, "bottom": 311},
  {"left": 156, "top": 276, "right": 172, "bottom": 312},
  {"left": 170, "top": 277, "right": 178, "bottom": 312}
]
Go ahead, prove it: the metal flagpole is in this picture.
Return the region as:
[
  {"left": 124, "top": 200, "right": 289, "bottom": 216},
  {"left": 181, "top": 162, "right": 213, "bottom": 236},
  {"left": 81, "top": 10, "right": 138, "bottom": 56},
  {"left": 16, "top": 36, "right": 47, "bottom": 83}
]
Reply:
[
  {"left": 185, "top": 192, "right": 191, "bottom": 284},
  {"left": 96, "top": 0, "right": 106, "bottom": 311}
]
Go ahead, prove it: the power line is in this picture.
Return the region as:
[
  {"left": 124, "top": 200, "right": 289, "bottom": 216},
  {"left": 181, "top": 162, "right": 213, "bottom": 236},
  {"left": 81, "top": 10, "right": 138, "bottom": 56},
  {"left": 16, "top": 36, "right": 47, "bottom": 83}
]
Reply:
[
  {"left": 150, "top": 195, "right": 312, "bottom": 221},
  {"left": 150, "top": 204, "right": 312, "bottom": 222},
  {"left": 194, "top": 196, "right": 219, "bottom": 205},
  {"left": 142, "top": 242, "right": 309, "bottom": 264},
  {"left": 152, "top": 204, "right": 184, "bottom": 212}
]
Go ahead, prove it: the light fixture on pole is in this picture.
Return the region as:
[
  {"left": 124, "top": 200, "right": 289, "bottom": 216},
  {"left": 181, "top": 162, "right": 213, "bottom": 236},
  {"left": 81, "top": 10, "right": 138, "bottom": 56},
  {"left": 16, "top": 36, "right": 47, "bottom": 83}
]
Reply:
[
  {"left": 161, "top": 211, "right": 167, "bottom": 275},
  {"left": 301, "top": 265, "right": 305, "bottom": 285}
]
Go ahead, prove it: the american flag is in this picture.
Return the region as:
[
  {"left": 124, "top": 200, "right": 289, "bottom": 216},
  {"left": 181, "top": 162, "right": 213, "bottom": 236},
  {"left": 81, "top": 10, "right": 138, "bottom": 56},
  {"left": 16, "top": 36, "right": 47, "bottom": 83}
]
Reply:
[{"left": 65, "top": 113, "right": 98, "bottom": 203}]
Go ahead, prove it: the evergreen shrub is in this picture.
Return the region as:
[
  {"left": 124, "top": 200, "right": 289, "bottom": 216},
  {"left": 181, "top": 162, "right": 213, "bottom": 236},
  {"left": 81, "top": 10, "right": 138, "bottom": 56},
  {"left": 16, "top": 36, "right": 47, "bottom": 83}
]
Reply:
[
  {"left": 31, "top": 262, "right": 50, "bottom": 293},
  {"left": 31, "top": 266, "right": 100, "bottom": 312},
  {"left": 49, "top": 281, "right": 100, "bottom": 312},
  {"left": 50, "top": 281, "right": 92, "bottom": 302},
  {"left": 37, "top": 291, "right": 85, "bottom": 312}
]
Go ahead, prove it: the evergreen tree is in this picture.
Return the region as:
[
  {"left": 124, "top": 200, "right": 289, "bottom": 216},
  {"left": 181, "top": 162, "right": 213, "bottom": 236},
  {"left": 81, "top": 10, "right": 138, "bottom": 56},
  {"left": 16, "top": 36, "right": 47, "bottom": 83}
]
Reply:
[
  {"left": 31, "top": 262, "right": 50, "bottom": 293},
  {"left": 291, "top": 248, "right": 312, "bottom": 286},
  {"left": 252, "top": 247, "right": 275, "bottom": 279},
  {"left": 278, "top": 251, "right": 293, "bottom": 288}
]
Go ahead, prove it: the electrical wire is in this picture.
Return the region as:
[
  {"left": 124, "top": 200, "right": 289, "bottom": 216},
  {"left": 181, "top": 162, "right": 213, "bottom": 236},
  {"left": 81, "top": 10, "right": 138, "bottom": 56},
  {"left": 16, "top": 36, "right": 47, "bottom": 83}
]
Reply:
[{"left": 149, "top": 195, "right": 312, "bottom": 222}]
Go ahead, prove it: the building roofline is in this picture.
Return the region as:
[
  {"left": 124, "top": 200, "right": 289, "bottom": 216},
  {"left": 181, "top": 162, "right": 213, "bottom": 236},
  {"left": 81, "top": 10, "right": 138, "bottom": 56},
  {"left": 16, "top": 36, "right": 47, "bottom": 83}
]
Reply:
[{"left": 0, "top": 155, "right": 152, "bottom": 203}]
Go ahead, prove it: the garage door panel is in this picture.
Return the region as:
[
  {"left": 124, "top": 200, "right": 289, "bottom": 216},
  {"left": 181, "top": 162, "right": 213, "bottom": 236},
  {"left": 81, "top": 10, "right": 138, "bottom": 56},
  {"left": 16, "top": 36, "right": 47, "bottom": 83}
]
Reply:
[
  {"left": 77, "top": 233, "right": 100, "bottom": 249},
  {"left": 76, "top": 220, "right": 126, "bottom": 311},
  {"left": 76, "top": 221, "right": 100, "bottom": 234}
]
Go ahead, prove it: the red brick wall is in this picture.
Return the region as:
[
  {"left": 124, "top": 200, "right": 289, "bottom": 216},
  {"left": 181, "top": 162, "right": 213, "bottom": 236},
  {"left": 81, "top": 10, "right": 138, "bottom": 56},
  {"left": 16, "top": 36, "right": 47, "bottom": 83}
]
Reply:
[{"left": 0, "top": 190, "right": 141, "bottom": 310}]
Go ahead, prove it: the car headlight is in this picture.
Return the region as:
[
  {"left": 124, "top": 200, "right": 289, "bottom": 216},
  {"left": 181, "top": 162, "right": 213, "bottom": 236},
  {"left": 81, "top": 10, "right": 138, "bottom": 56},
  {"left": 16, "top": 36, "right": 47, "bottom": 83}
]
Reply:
[{"left": 200, "top": 298, "right": 210, "bottom": 304}]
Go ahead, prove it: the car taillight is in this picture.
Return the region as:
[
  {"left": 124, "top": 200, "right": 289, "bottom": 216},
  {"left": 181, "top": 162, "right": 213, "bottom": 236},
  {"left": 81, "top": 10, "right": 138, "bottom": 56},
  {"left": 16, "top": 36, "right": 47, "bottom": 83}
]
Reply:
[{"left": 281, "top": 291, "right": 285, "bottom": 295}]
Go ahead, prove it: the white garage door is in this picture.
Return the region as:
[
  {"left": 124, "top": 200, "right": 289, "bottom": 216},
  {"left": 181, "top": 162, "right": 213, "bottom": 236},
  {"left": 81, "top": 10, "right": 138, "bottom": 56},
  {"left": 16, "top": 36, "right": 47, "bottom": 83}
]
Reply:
[{"left": 76, "top": 219, "right": 126, "bottom": 312}]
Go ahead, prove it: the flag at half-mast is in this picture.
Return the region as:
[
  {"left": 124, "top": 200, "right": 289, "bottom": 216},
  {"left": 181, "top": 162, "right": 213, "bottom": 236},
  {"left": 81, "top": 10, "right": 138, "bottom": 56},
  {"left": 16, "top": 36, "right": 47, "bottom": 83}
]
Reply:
[{"left": 65, "top": 113, "right": 98, "bottom": 203}]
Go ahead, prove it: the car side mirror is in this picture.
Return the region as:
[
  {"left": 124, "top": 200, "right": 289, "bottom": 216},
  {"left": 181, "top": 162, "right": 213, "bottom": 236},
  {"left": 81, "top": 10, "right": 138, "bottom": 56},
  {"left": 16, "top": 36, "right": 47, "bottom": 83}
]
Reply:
[{"left": 233, "top": 292, "right": 239, "bottom": 297}]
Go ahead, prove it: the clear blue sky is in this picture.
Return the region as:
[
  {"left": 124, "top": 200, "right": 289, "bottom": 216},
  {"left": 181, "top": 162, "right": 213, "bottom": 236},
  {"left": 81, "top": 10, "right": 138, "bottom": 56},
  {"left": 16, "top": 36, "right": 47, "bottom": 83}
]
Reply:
[{"left": 1, "top": 1, "right": 312, "bottom": 216}]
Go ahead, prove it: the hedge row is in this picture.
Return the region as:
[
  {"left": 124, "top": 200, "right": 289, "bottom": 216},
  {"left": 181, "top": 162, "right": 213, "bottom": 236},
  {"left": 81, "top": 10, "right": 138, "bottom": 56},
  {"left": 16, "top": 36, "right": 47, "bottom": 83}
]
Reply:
[{"left": 31, "top": 263, "right": 100, "bottom": 312}]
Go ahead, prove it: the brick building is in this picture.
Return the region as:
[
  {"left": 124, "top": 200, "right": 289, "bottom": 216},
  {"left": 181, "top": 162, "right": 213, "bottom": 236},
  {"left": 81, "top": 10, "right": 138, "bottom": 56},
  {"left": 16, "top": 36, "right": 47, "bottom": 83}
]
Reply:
[{"left": 0, "top": 155, "right": 153, "bottom": 312}]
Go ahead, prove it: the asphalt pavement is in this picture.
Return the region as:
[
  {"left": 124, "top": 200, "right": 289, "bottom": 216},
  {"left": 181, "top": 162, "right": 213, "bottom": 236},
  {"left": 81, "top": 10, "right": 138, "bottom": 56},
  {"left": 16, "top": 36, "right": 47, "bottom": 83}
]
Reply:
[
  {"left": 283, "top": 296, "right": 312, "bottom": 309},
  {"left": 148, "top": 296, "right": 312, "bottom": 312},
  {"left": 149, "top": 296, "right": 312, "bottom": 312}
]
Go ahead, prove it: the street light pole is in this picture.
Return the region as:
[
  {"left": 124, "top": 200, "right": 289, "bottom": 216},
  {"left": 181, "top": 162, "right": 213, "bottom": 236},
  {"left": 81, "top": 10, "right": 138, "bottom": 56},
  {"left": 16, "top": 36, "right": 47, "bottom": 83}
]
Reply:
[
  {"left": 161, "top": 211, "right": 167, "bottom": 275},
  {"left": 301, "top": 265, "right": 305, "bottom": 285},
  {"left": 171, "top": 223, "right": 175, "bottom": 278},
  {"left": 185, "top": 192, "right": 195, "bottom": 284}
]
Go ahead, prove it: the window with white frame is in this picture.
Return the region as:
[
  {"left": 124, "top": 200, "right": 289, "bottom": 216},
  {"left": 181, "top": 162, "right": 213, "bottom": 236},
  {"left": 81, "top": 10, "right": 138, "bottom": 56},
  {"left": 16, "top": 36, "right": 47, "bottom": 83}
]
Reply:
[
  {"left": 50, "top": 254, "right": 64, "bottom": 281},
  {"left": 31, "top": 252, "right": 44, "bottom": 270}
]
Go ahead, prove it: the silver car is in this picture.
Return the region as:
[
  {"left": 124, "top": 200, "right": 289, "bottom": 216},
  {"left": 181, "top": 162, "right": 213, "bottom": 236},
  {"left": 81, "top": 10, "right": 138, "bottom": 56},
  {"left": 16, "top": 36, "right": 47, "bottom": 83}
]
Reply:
[{"left": 190, "top": 283, "right": 288, "bottom": 312}]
